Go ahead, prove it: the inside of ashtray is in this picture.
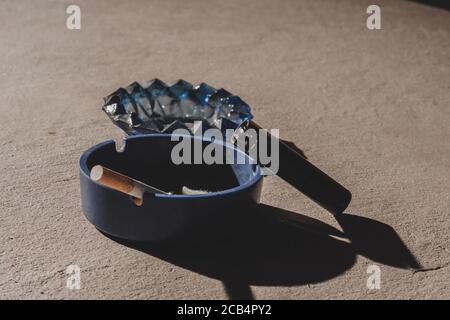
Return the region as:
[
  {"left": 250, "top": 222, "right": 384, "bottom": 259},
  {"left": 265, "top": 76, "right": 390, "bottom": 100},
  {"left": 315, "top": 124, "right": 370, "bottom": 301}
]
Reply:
[
  {"left": 147, "top": 163, "right": 236, "bottom": 194},
  {"left": 86, "top": 148, "right": 240, "bottom": 197}
]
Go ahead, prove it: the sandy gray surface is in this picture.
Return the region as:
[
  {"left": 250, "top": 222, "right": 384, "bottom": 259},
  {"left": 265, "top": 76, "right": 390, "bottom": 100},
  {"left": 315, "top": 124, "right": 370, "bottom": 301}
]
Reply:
[{"left": 1, "top": 0, "right": 449, "bottom": 299}]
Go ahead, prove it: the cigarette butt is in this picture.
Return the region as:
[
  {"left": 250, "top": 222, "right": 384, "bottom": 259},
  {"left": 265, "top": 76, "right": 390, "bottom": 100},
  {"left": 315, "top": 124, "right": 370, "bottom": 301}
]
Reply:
[
  {"left": 90, "top": 165, "right": 168, "bottom": 205},
  {"left": 181, "top": 186, "right": 209, "bottom": 195}
]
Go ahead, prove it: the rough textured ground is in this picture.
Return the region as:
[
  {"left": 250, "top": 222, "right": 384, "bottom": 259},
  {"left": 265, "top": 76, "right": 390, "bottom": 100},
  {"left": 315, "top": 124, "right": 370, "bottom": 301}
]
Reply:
[{"left": 0, "top": 0, "right": 449, "bottom": 299}]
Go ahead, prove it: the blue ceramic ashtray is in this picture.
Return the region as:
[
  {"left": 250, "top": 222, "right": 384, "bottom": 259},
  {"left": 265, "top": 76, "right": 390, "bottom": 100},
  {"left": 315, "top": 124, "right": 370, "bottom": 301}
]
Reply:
[{"left": 79, "top": 134, "right": 263, "bottom": 242}]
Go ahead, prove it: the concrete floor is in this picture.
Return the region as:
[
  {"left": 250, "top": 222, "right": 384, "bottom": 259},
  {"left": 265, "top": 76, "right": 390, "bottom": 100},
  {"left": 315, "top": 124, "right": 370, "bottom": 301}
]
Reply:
[{"left": 0, "top": 0, "right": 449, "bottom": 299}]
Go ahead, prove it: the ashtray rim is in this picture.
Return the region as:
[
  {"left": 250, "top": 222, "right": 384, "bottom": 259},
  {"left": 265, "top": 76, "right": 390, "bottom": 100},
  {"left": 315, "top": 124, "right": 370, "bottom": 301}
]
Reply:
[{"left": 79, "top": 134, "right": 263, "bottom": 199}]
